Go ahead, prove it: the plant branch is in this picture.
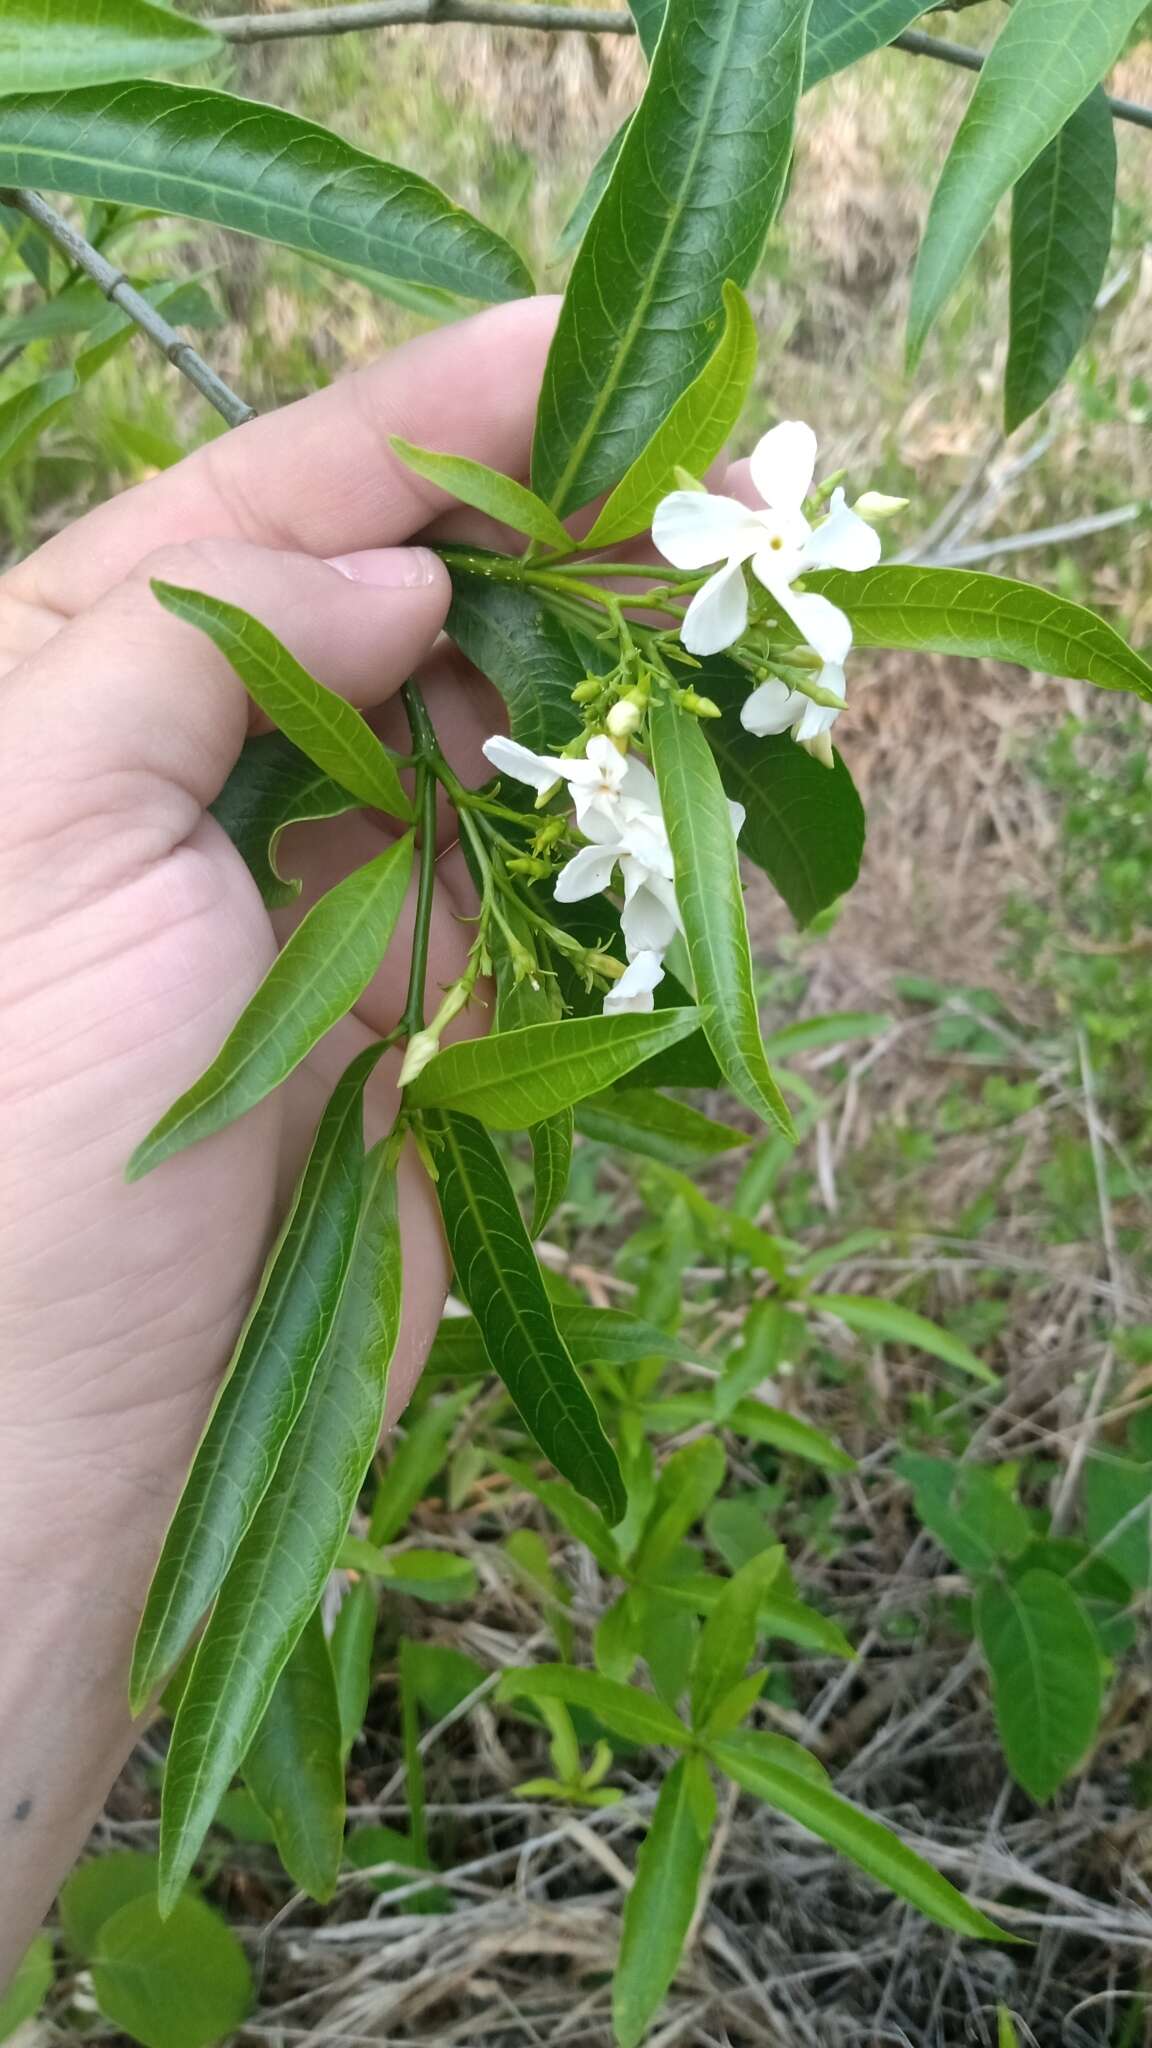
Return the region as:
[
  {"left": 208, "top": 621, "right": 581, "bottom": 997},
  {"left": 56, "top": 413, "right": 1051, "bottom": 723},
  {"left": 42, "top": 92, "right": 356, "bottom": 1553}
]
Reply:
[
  {"left": 399, "top": 680, "right": 441, "bottom": 1041},
  {"left": 208, "top": 2, "right": 1152, "bottom": 133},
  {"left": 0, "top": 188, "right": 257, "bottom": 428}
]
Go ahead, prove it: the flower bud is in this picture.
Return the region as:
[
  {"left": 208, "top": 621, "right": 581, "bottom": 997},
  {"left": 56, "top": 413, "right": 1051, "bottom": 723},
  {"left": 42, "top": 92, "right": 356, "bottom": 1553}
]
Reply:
[
  {"left": 571, "top": 677, "right": 602, "bottom": 704},
  {"left": 679, "top": 690, "right": 721, "bottom": 719},
  {"left": 507, "top": 854, "right": 552, "bottom": 881},
  {"left": 606, "top": 695, "right": 643, "bottom": 739},
  {"left": 398, "top": 1028, "right": 440, "bottom": 1089},
  {"left": 854, "top": 490, "right": 908, "bottom": 519}
]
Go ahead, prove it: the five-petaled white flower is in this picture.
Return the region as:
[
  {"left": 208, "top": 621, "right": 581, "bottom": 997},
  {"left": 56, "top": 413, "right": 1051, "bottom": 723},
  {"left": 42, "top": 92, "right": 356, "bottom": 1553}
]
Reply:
[
  {"left": 739, "top": 598, "right": 851, "bottom": 769},
  {"left": 652, "top": 420, "right": 880, "bottom": 666},
  {"left": 481, "top": 732, "right": 743, "bottom": 1014}
]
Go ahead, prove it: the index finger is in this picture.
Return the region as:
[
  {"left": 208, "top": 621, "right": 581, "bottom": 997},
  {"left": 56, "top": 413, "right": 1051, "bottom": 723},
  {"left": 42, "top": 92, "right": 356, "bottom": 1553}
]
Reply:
[{"left": 4, "top": 296, "right": 559, "bottom": 621}]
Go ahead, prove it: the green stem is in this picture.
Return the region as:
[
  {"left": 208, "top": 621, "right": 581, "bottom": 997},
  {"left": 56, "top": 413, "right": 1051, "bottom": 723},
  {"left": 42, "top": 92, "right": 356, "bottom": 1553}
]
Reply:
[{"left": 399, "top": 681, "right": 440, "bottom": 1041}]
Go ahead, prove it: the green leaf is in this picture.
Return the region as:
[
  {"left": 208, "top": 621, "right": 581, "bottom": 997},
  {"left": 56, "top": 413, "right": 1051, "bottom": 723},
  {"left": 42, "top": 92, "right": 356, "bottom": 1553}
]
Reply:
[
  {"left": 975, "top": 1570, "right": 1103, "bottom": 1801},
  {"left": 338, "top": 1539, "right": 478, "bottom": 1603},
  {"left": 0, "top": 0, "right": 222, "bottom": 91},
  {"left": 497, "top": 1665, "right": 691, "bottom": 1748},
  {"left": 690, "top": 1549, "right": 784, "bottom": 1733},
  {"left": 804, "top": 0, "right": 927, "bottom": 86},
  {"left": 582, "top": 281, "right": 758, "bottom": 549},
  {"left": 344, "top": 1826, "right": 449, "bottom": 1911},
  {"left": 151, "top": 581, "right": 415, "bottom": 817},
  {"left": 158, "top": 1146, "right": 402, "bottom": 1907},
  {"left": 763, "top": 1012, "right": 891, "bottom": 1060},
  {"left": 656, "top": 1571, "right": 854, "bottom": 1657},
  {"left": 369, "top": 1389, "right": 473, "bottom": 1544},
  {"left": 806, "top": 564, "right": 1152, "bottom": 704},
  {"left": 712, "top": 1745, "right": 1006, "bottom": 1939},
  {"left": 0, "top": 84, "right": 532, "bottom": 301},
  {"left": 715, "top": 1300, "right": 805, "bottom": 1422},
  {"left": 91, "top": 1895, "right": 251, "bottom": 2048},
  {"left": 1081, "top": 1450, "right": 1152, "bottom": 1590},
  {"left": 895, "top": 1455, "right": 1032, "bottom": 1576},
  {"left": 243, "top": 1609, "right": 345, "bottom": 1903},
  {"left": 1005, "top": 86, "right": 1116, "bottom": 431},
  {"left": 428, "top": 1110, "right": 625, "bottom": 1521},
  {"left": 428, "top": 1303, "right": 700, "bottom": 1382},
  {"left": 129, "top": 1051, "right": 376, "bottom": 1711},
  {"left": 391, "top": 438, "right": 571, "bottom": 549},
  {"left": 633, "top": 1436, "right": 727, "bottom": 1581},
  {"left": 60, "top": 1853, "right": 164, "bottom": 1958},
  {"left": 0, "top": 276, "right": 219, "bottom": 349},
  {"left": 647, "top": 1391, "right": 854, "bottom": 1473},
  {"left": 531, "top": 1111, "right": 574, "bottom": 1235},
  {"left": 699, "top": 658, "right": 866, "bottom": 927},
  {"left": 446, "top": 567, "right": 588, "bottom": 754},
  {"left": 708, "top": 1727, "right": 828, "bottom": 1784},
  {"left": 209, "top": 733, "right": 360, "bottom": 910},
  {"left": 811, "top": 1294, "right": 996, "bottom": 1384},
  {"left": 330, "top": 1577, "right": 377, "bottom": 1759},
  {"left": 130, "top": 835, "right": 412, "bottom": 1178},
  {"left": 575, "top": 1088, "right": 748, "bottom": 1167},
  {"left": 532, "top": 0, "right": 809, "bottom": 514},
  {"left": 0, "top": 1933, "right": 52, "bottom": 2042},
  {"left": 612, "top": 1756, "right": 715, "bottom": 2048},
  {"left": 907, "top": 0, "right": 1146, "bottom": 362},
  {"left": 0, "top": 367, "right": 77, "bottom": 476},
  {"left": 627, "top": 0, "right": 666, "bottom": 56},
  {"left": 408, "top": 1009, "right": 702, "bottom": 1127},
  {"left": 648, "top": 694, "right": 793, "bottom": 1136}
]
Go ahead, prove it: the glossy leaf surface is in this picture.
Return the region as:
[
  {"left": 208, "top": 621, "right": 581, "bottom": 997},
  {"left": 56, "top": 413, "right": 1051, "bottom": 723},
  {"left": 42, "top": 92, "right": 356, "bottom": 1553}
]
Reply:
[
  {"left": 690, "top": 1548, "right": 783, "bottom": 1733},
  {"left": 0, "top": 84, "right": 532, "bottom": 300},
  {"left": 808, "top": 564, "right": 1152, "bottom": 702},
  {"left": 243, "top": 1609, "right": 345, "bottom": 1903},
  {"left": 1005, "top": 86, "right": 1116, "bottom": 431},
  {"left": 426, "top": 1304, "right": 700, "bottom": 1379},
  {"left": 209, "top": 733, "right": 360, "bottom": 909},
  {"left": 649, "top": 693, "right": 793, "bottom": 1135},
  {"left": 152, "top": 581, "right": 415, "bottom": 817},
  {"left": 976, "top": 1569, "right": 1103, "bottom": 1801},
  {"left": 428, "top": 1111, "right": 625, "bottom": 1521},
  {"left": 613, "top": 1757, "right": 715, "bottom": 2048},
  {"left": 0, "top": 0, "right": 221, "bottom": 90},
  {"left": 531, "top": 1111, "right": 574, "bottom": 1235},
  {"left": 574, "top": 1088, "right": 747, "bottom": 1166},
  {"left": 908, "top": 0, "right": 1145, "bottom": 360},
  {"left": 804, "top": 0, "right": 927, "bottom": 85},
  {"left": 408, "top": 1008, "right": 701, "bottom": 1126},
  {"left": 392, "top": 437, "right": 571, "bottom": 548},
  {"left": 446, "top": 567, "right": 588, "bottom": 754},
  {"left": 158, "top": 1148, "right": 401, "bottom": 1906},
  {"left": 129, "top": 1052, "right": 375, "bottom": 1710},
  {"left": 532, "top": 0, "right": 809, "bottom": 513}
]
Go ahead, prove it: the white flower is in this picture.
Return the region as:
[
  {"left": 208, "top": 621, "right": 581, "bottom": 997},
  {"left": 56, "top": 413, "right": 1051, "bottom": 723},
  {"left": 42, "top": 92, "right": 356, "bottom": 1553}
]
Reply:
[
  {"left": 482, "top": 732, "right": 657, "bottom": 838},
  {"left": 740, "top": 596, "right": 851, "bottom": 768},
  {"left": 652, "top": 421, "right": 881, "bottom": 660},
  {"left": 604, "top": 950, "right": 666, "bottom": 1015}
]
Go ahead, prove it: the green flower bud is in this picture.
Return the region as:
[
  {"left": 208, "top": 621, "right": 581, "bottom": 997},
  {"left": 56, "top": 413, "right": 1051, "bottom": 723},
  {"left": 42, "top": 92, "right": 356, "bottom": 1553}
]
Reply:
[{"left": 571, "top": 677, "right": 602, "bottom": 704}]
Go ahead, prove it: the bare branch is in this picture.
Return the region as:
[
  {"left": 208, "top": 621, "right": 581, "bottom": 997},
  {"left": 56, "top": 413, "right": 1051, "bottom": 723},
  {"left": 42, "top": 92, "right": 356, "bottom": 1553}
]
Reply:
[
  {"left": 208, "top": 1, "right": 1152, "bottom": 132},
  {"left": 0, "top": 188, "right": 257, "bottom": 429}
]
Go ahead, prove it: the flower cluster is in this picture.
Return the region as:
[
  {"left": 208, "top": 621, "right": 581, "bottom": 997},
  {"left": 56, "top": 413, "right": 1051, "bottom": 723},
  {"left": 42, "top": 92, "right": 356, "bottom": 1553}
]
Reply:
[
  {"left": 653, "top": 420, "right": 900, "bottom": 767},
  {"left": 481, "top": 733, "right": 743, "bottom": 1013}
]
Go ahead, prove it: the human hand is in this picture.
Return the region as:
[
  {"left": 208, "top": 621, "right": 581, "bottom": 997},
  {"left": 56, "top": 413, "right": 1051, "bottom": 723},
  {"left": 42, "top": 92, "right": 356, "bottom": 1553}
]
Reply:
[{"left": 0, "top": 297, "right": 556, "bottom": 1972}]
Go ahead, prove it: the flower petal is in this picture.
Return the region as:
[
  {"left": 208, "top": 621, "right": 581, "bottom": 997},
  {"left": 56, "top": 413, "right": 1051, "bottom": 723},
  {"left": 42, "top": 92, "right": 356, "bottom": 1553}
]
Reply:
[
  {"left": 740, "top": 678, "right": 809, "bottom": 736},
  {"left": 749, "top": 420, "right": 817, "bottom": 514},
  {"left": 604, "top": 949, "right": 665, "bottom": 1015},
  {"left": 482, "top": 734, "right": 566, "bottom": 793},
  {"left": 619, "top": 754, "right": 661, "bottom": 812},
  {"left": 554, "top": 843, "right": 620, "bottom": 902},
  {"left": 728, "top": 799, "right": 746, "bottom": 840},
  {"left": 757, "top": 585, "right": 853, "bottom": 667},
  {"left": 681, "top": 557, "right": 750, "bottom": 656},
  {"left": 792, "top": 695, "right": 839, "bottom": 743},
  {"left": 801, "top": 489, "right": 881, "bottom": 573},
  {"left": 653, "top": 491, "right": 759, "bottom": 572},
  {"left": 620, "top": 875, "right": 681, "bottom": 956}
]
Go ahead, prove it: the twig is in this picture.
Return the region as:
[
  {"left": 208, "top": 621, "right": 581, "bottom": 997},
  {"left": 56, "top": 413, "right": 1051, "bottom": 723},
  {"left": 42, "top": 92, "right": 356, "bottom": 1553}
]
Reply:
[
  {"left": 930, "top": 501, "right": 1147, "bottom": 568},
  {"left": 207, "top": 1, "right": 1152, "bottom": 132},
  {"left": 0, "top": 188, "right": 257, "bottom": 429}
]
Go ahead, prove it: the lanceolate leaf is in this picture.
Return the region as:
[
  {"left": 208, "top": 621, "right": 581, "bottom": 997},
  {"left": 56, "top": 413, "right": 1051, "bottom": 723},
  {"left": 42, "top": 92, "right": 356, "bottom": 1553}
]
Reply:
[
  {"left": 649, "top": 694, "right": 793, "bottom": 1137},
  {"left": 391, "top": 439, "right": 571, "bottom": 549},
  {"left": 712, "top": 1745, "right": 1006, "bottom": 1939},
  {"left": 0, "top": 368, "right": 76, "bottom": 476},
  {"left": 627, "top": 0, "right": 666, "bottom": 55},
  {"left": 804, "top": 0, "right": 927, "bottom": 87},
  {"left": 574, "top": 1089, "right": 748, "bottom": 1166},
  {"left": 210, "top": 733, "right": 360, "bottom": 910},
  {"left": 811, "top": 1294, "right": 996, "bottom": 1385},
  {"left": 699, "top": 655, "right": 865, "bottom": 926},
  {"left": 427, "top": 1110, "right": 626, "bottom": 1522},
  {"left": 129, "top": 1052, "right": 377, "bottom": 1711},
  {"left": 1004, "top": 87, "right": 1116, "bottom": 432},
  {"left": 690, "top": 1549, "right": 783, "bottom": 1733},
  {"left": 497, "top": 1664, "right": 691, "bottom": 1748},
  {"left": 975, "top": 1570, "right": 1103, "bottom": 1802},
  {"left": 243, "top": 1609, "right": 345, "bottom": 1903},
  {"left": 806, "top": 565, "right": 1152, "bottom": 703},
  {"left": 532, "top": 0, "right": 809, "bottom": 514},
  {"left": 583, "top": 281, "right": 758, "bottom": 549},
  {"left": 0, "top": 84, "right": 532, "bottom": 301},
  {"left": 426, "top": 1305, "right": 701, "bottom": 1379},
  {"left": 151, "top": 582, "right": 415, "bottom": 817},
  {"left": 407, "top": 1009, "right": 702, "bottom": 1127},
  {"left": 129, "top": 835, "right": 412, "bottom": 1179},
  {"left": 159, "top": 1146, "right": 403, "bottom": 1907},
  {"left": 0, "top": 0, "right": 222, "bottom": 92},
  {"left": 446, "top": 567, "right": 589, "bottom": 755},
  {"left": 531, "top": 1112, "right": 574, "bottom": 1236},
  {"left": 645, "top": 1392, "right": 853, "bottom": 1472},
  {"left": 907, "top": 0, "right": 1145, "bottom": 362},
  {"left": 613, "top": 1757, "right": 716, "bottom": 2048}
]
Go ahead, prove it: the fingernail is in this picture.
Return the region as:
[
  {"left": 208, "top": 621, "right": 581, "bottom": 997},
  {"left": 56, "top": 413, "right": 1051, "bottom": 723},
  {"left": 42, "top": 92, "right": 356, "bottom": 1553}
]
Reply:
[{"left": 326, "top": 545, "right": 440, "bottom": 589}]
